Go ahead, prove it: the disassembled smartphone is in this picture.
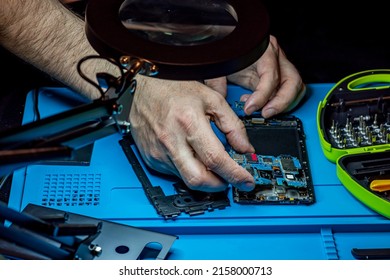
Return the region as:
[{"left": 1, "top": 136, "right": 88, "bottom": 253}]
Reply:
[
  {"left": 119, "top": 101, "right": 314, "bottom": 219},
  {"left": 119, "top": 135, "right": 230, "bottom": 219},
  {"left": 230, "top": 102, "right": 315, "bottom": 205}
]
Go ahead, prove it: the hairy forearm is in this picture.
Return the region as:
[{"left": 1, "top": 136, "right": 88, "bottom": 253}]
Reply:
[{"left": 0, "top": 0, "right": 119, "bottom": 100}]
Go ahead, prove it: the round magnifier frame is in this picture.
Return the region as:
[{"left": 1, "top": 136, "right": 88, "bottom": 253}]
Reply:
[{"left": 85, "top": 0, "right": 270, "bottom": 80}]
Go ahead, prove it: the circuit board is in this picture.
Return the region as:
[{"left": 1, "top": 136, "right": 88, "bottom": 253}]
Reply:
[{"left": 230, "top": 151, "right": 313, "bottom": 204}]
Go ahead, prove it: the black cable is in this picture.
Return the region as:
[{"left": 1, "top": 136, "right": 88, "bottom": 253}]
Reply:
[
  {"left": 32, "top": 87, "right": 41, "bottom": 121},
  {"left": 76, "top": 55, "right": 125, "bottom": 99}
]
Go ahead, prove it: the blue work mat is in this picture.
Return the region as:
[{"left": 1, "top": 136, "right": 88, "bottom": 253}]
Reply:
[{"left": 8, "top": 83, "right": 390, "bottom": 260}]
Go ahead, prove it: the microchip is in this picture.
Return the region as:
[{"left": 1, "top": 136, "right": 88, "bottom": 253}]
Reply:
[
  {"left": 280, "top": 157, "right": 297, "bottom": 172},
  {"left": 232, "top": 153, "right": 245, "bottom": 163},
  {"left": 257, "top": 170, "right": 272, "bottom": 180},
  {"left": 285, "top": 173, "right": 295, "bottom": 180},
  {"left": 262, "top": 157, "right": 273, "bottom": 164},
  {"left": 245, "top": 153, "right": 258, "bottom": 163}
]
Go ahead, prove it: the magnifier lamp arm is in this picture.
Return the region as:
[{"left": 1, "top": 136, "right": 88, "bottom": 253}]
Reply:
[
  {"left": 0, "top": 201, "right": 102, "bottom": 260},
  {"left": 95, "top": 56, "right": 158, "bottom": 134}
]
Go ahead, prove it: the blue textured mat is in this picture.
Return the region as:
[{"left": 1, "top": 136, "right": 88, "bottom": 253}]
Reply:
[{"left": 9, "top": 84, "right": 390, "bottom": 260}]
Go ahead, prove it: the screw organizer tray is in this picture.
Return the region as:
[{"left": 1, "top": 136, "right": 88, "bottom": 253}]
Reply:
[{"left": 317, "top": 69, "right": 390, "bottom": 219}]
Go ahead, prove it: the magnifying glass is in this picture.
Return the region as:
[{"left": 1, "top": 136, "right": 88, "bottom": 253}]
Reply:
[{"left": 85, "top": 0, "right": 270, "bottom": 80}]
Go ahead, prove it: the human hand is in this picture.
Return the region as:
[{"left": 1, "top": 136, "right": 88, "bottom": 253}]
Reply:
[
  {"left": 129, "top": 34, "right": 303, "bottom": 193},
  {"left": 130, "top": 77, "right": 256, "bottom": 192},
  {"left": 206, "top": 35, "right": 305, "bottom": 118}
]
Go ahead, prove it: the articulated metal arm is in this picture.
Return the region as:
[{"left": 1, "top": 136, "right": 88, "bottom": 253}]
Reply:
[{"left": 0, "top": 56, "right": 157, "bottom": 177}]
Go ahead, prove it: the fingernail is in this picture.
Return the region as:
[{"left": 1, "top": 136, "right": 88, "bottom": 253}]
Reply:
[
  {"left": 240, "top": 95, "right": 249, "bottom": 102},
  {"left": 237, "top": 181, "right": 255, "bottom": 192},
  {"left": 245, "top": 105, "right": 257, "bottom": 115},
  {"left": 262, "top": 108, "right": 276, "bottom": 118}
]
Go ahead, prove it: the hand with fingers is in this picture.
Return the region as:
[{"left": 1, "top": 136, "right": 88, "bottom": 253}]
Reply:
[
  {"left": 1, "top": 1, "right": 304, "bottom": 193},
  {"left": 206, "top": 35, "right": 306, "bottom": 118},
  {"left": 130, "top": 77, "right": 255, "bottom": 193},
  {"left": 131, "top": 36, "right": 305, "bottom": 193}
]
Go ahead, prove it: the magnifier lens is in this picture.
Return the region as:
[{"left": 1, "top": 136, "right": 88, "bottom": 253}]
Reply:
[{"left": 119, "top": 0, "right": 237, "bottom": 46}]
